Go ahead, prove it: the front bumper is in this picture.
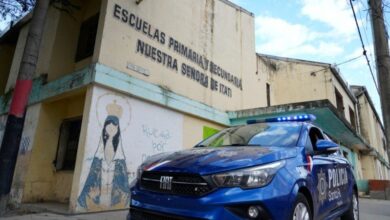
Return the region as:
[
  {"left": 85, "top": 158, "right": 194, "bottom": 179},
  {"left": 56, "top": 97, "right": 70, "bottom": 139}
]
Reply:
[{"left": 129, "top": 172, "right": 296, "bottom": 220}]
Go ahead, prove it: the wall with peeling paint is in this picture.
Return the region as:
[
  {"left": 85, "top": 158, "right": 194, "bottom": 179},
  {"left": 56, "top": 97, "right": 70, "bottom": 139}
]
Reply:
[
  {"left": 9, "top": 104, "right": 41, "bottom": 206},
  {"left": 326, "top": 71, "right": 356, "bottom": 124},
  {"left": 361, "top": 155, "right": 377, "bottom": 180},
  {"left": 22, "top": 94, "right": 85, "bottom": 203},
  {"left": 97, "top": 0, "right": 260, "bottom": 111},
  {"left": 257, "top": 55, "right": 356, "bottom": 125},
  {"left": 4, "top": 0, "right": 101, "bottom": 93},
  {"left": 258, "top": 56, "right": 329, "bottom": 106},
  {"left": 45, "top": 0, "right": 101, "bottom": 82},
  {"left": 354, "top": 149, "right": 363, "bottom": 180},
  {"left": 356, "top": 93, "right": 390, "bottom": 180},
  {"left": 357, "top": 94, "right": 387, "bottom": 157},
  {"left": 5, "top": 23, "right": 28, "bottom": 93}
]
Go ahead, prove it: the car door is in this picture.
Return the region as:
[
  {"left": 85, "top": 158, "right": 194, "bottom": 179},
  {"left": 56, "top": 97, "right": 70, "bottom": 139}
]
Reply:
[
  {"left": 328, "top": 151, "right": 351, "bottom": 211},
  {"left": 306, "top": 127, "right": 338, "bottom": 219}
]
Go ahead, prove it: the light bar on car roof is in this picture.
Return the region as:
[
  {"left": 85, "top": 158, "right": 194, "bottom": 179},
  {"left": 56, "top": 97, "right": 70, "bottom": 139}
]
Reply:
[{"left": 247, "top": 114, "right": 316, "bottom": 124}]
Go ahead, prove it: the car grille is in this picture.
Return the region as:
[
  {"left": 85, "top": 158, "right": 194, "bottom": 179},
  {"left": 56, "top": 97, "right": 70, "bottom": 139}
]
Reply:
[
  {"left": 130, "top": 207, "right": 204, "bottom": 220},
  {"left": 140, "top": 171, "right": 214, "bottom": 196}
]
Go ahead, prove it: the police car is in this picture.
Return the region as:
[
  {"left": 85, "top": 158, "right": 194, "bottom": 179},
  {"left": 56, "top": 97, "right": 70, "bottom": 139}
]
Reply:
[{"left": 129, "top": 115, "right": 358, "bottom": 220}]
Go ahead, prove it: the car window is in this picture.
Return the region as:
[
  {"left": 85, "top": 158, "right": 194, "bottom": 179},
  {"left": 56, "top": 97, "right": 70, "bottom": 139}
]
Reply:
[
  {"left": 305, "top": 135, "right": 314, "bottom": 155},
  {"left": 308, "top": 127, "right": 324, "bottom": 151},
  {"left": 197, "top": 122, "right": 302, "bottom": 148}
]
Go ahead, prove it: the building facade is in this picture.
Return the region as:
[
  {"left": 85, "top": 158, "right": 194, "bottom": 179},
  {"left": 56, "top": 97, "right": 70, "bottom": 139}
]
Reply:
[
  {"left": 256, "top": 54, "right": 390, "bottom": 188},
  {"left": 351, "top": 86, "right": 389, "bottom": 181},
  {"left": 0, "top": 0, "right": 388, "bottom": 213}
]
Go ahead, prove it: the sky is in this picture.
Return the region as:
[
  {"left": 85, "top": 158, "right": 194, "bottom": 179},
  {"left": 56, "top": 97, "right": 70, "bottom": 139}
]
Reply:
[
  {"left": 230, "top": 0, "right": 383, "bottom": 118},
  {"left": 0, "top": 0, "right": 384, "bottom": 119}
]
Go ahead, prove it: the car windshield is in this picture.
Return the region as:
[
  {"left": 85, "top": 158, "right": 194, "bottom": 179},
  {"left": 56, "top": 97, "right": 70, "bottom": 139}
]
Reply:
[{"left": 197, "top": 122, "right": 302, "bottom": 147}]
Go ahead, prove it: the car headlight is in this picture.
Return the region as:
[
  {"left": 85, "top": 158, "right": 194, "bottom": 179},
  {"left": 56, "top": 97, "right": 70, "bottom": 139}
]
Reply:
[{"left": 212, "top": 160, "right": 285, "bottom": 189}]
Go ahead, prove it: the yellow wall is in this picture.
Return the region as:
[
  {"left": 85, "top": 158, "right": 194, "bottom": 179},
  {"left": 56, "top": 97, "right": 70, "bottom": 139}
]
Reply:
[
  {"left": 327, "top": 72, "right": 355, "bottom": 124},
  {"left": 183, "top": 114, "right": 226, "bottom": 149},
  {"left": 258, "top": 57, "right": 328, "bottom": 106},
  {"left": 354, "top": 150, "right": 363, "bottom": 180},
  {"left": 23, "top": 94, "right": 85, "bottom": 203},
  {"left": 258, "top": 56, "right": 356, "bottom": 125},
  {"left": 47, "top": 0, "right": 101, "bottom": 82},
  {"left": 357, "top": 95, "right": 386, "bottom": 153},
  {"left": 97, "top": 0, "right": 261, "bottom": 111},
  {"left": 0, "top": 44, "right": 15, "bottom": 94},
  {"left": 5, "top": 0, "right": 101, "bottom": 91},
  {"left": 361, "top": 155, "right": 376, "bottom": 180},
  {"left": 5, "top": 24, "right": 29, "bottom": 92}
]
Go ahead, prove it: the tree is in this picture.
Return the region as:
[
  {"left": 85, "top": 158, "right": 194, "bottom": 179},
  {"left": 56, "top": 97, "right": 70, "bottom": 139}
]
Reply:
[
  {"left": 0, "top": 0, "right": 49, "bottom": 215},
  {"left": 0, "top": 0, "right": 78, "bottom": 215},
  {"left": 0, "top": 0, "right": 35, "bottom": 19}
]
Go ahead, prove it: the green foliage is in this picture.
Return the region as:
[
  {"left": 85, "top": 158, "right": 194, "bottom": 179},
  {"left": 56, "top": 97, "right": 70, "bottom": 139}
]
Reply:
[
  {"left": 0, "top": 0, "right": 79, "bottom": 24},
  {"left": 0, "top": 0, "right": 35, "bottom": 19}
]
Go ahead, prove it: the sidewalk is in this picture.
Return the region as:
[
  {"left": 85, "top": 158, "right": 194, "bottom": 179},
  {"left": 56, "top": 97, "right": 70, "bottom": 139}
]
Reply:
[
  {"left": 0, "top": 210, "right": 127, "bottom": 220},
  {"left": 0, "top": 203, "right": 128, "bottom": 220}
]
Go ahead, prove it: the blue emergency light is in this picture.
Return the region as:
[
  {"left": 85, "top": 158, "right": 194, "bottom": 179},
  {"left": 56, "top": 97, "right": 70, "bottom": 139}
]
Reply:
[{"left": 247, "top": 114, "right": 316, "bottom": 124}]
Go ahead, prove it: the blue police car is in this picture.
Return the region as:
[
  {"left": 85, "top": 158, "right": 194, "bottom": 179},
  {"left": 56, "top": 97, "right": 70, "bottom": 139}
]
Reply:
[{"left": 129, "top": 115, "right": 358, "bottom": 220}]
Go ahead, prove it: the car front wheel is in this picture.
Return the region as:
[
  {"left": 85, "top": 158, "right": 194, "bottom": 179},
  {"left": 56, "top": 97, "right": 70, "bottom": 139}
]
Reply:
[
  {"left": 291, "top": 193, "right": 312, "bottom": 220},
  {"left": 341, "top": 192, "right": 359, "bottom": 220}
]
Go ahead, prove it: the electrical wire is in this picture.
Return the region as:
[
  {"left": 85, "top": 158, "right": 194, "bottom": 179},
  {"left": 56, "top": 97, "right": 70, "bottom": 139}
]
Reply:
[
  {"left": 357, "top": 0, "right": 377, "bottom": 69},
  {"left": 304, "top": 54, "right": 363, "bottom": 76},
  {"left": 349, "top": 0, "right": 380, "bottom": 94}
]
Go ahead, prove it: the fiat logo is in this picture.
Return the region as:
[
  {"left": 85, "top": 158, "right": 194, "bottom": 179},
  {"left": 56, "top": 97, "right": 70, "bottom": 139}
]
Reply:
[{"left": 160, "top": 176, "right": 173, "bottom": 190}]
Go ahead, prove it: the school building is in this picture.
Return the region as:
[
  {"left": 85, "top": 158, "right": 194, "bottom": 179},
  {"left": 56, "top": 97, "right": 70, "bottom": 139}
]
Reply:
[{"left": 0, "top": 0, "right": 388, "bottom": 213}]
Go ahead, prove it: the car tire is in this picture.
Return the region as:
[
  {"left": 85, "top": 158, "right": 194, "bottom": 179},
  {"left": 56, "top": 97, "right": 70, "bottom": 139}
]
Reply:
[
  {"left": 341, "top": 191, "right": 359, "bottom": 220},
  {"left": 291, "top": 193, "right": 312, "bottom": 220}
]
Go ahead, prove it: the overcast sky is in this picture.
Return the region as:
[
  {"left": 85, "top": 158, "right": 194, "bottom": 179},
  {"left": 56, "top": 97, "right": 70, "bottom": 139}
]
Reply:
[{"left": 231, "top": 0, "right": 383, "bottom": 118}]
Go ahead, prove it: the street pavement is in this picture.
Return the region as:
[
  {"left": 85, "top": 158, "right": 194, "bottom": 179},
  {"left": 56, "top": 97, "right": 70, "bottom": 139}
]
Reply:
[
  {"left": 359, "top": 198, "right": 390, "bottom": 220},
  {"left": 0, "top": 198, "right": 389, "bottom": 220},
  {"left": 0, "top": 210, "right": 128, "bottom": 220}
]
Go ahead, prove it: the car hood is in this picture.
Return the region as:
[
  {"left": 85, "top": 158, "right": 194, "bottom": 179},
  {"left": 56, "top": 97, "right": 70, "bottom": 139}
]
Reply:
[{"left": 140, "top": 146, "right": 297, "bottom": 175}]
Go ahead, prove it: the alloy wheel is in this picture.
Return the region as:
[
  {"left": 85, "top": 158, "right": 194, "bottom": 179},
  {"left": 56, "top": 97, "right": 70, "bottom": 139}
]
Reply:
[
  {"left": 293, "top": 202, "right": 310, "bottom": 220},
  {"left": 353, "top": 194, "right": 359, "bottom": 220}
]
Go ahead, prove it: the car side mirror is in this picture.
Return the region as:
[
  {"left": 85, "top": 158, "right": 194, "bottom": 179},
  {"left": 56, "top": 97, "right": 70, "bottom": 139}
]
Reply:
[{"left": 316, "top": 140, "right": 339, "bottom": 153}]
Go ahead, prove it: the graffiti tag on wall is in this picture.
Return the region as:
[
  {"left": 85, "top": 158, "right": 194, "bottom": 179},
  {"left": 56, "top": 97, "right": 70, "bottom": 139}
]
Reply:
[{"left": 141, "top": 124, "right": 172, "bottom": 162}]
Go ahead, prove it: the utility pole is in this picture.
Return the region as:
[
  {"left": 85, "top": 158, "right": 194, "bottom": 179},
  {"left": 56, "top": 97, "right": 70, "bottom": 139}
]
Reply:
[
  {"left": 0, "top": 0, "right": 50, "bottom": 215},
  {"left": 369, "top": 0, "right": 390, "bottom": 156}
]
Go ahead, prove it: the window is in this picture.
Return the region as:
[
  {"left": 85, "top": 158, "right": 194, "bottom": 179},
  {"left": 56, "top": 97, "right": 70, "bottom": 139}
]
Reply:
[
  {"left": 266, "top": 83, "right": 271, "bottom": 107},
  {"left": 305, "top": 134, "right": 314, "bottom": 155},
  {"left": 54, "top": 117, "right": 82, "bottom": 170},
  {"left": 75, "top": 13, "right": 99, "bottom": 62},
  {"left": 349, "top": 107, "right": 356, "bottom": 130},
  {"left": 343, "top": 151, "right": 349, "bottom": 159},
  {"left": 197, "top": 123, "right": 302, "bottom": 148},
  {"left": 308, "top": 127, "right": 324, "bottom": 151},
  {"left": 335, "top": 87, "right": 344, "bottom": 116}
]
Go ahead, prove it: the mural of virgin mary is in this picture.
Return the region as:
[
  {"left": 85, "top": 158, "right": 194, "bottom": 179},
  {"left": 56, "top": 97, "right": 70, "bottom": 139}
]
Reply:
[{"left": 78, "top": 101, "right": 130, "bottom": 210}]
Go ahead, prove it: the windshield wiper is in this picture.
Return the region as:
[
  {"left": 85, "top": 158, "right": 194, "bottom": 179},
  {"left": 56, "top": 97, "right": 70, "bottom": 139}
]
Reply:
[{"left": 195, "top": 144, "right": 208, "bottom": 148}]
